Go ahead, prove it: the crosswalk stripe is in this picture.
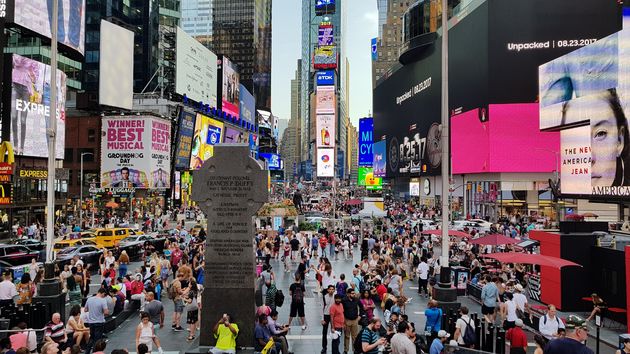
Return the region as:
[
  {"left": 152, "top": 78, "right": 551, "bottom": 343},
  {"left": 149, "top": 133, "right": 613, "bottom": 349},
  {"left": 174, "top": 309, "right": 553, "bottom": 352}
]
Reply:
[{"left": 286, "top": 334, "right": 323, "bottom": 340}]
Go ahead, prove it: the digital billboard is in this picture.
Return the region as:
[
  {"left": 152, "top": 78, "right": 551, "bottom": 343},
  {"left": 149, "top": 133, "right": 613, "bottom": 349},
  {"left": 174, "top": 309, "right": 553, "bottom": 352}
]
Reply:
[
  {"left": 316, "top": 115, "right": 335, "bottom": 148},
  {"left": 190, "top": 114, "right": 224, "bottom": 169},
  {"left": 315, "top": 0, "right": 335, "bottom": 16},
  {"left": 8, "top": 54, "right": 66, "bottom": 159},
  {"left": 12, "top": 0, "right": 87, "bottom": 55},
  {"left": 101, "top": 116, "right": 171, "bottom": 189},
  {"left": 239, "top": 84, "right": 255, "bottom": 126},
  {"left": 316, "top": 71, "right": 335, "bottom": 86},
  {"left": 99, "top": 20, "right": 133, "bottom": 110},
  {"left": 176, "top": 27, "right": 218, "bottom": 106},
  {"left": 223, "top": 127, "right": 247, "bottom": 144},
  {"left": 260, "top": 153, "right": 281, "bottom": 170},
  {"left": 373, "top": 140, "right": 386, "bottom": 177},
  {"left": 318, "top": 24, "right": 333, "bottom": 46},
  {"left": 560, "top": 125, "right": 591, "bottom": 195},
  {"left": 314, "top": 45, "right": 337, "bottom": 70},
  {"left": 221, "top": 56, "right": 240, "bottom": 118},
  {"left": 316, "top": 86, "right": 335, "bottom": 114},
  {"left": 317, "top": 148, "right": 334, "bottom": 177},
  {"left": 371, "top": 38, "right": 378, "bottom": 61},
  {"left": 174, "top": 110, "right": 196, "bottom": 169},
  {"left": 410, "top": 180, "right": 420, "bottom": 196},
  {"left": 358, "top": 118, "right": 373, "bottom": 167},
  {"left": 451, "top": 104, "right": 559, "bottom": 174},
  {"left": 358, "top": 167, "right": 382, "bottom": 190}
]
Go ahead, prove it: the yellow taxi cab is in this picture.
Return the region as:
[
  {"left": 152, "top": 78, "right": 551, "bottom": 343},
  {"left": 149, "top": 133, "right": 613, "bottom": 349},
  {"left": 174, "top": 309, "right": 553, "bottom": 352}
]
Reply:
[
  {"left": 93, "top": 228, "right": 144, "bottom": 248},
  {"left": 53, "top": 231, "right": 97, "bottom": 252}
]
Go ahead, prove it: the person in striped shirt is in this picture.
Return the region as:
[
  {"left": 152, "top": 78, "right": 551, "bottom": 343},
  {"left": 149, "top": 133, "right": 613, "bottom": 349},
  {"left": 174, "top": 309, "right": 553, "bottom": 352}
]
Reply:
[{"left": 44, "top": 313, "right": 67, "bottom": 348}]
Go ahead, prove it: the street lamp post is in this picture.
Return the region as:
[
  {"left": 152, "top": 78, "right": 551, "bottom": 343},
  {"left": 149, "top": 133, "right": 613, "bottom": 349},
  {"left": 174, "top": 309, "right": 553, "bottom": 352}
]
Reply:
[
  {"left": 45, "top": 0, "right": 58, "bottom": 264},
  {"left": 80, "top": 152, "right": 94, "bottom": 230}
]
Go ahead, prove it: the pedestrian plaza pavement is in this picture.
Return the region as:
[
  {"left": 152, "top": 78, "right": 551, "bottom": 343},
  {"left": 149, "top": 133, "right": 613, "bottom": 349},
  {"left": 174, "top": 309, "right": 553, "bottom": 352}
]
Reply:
[{"left": 99, "top": 248, "right": 621, "bottom": 354}]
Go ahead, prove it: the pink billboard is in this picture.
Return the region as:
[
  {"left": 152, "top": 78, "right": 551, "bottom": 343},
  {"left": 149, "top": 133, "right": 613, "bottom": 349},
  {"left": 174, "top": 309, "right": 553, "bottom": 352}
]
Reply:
[{"left": 452, "top": 103, "right": 560, "bottom": 174}]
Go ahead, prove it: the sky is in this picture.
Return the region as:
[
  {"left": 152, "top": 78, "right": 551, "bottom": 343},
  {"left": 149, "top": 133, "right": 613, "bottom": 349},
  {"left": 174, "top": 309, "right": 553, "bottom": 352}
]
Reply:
[{"left": 270, "top": 0, "right": 378, "bottom": 127}]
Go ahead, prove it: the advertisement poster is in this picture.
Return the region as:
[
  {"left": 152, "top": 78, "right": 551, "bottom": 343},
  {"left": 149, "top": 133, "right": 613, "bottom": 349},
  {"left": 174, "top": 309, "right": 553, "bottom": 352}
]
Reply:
[
  {"left": 239, "top": 84, "right": 255, "bottom": 126},
  {"left": 314, "top": 45, "right": 337, "bottom": 69},
  {"left": 358, "top": 118, "right": 374, "bottom": 167},
  {"left": 409, "top": 180, "right": 420, "bottom": 196},
  {"left": 317, "top": 148, "right": 334, "bottom": 177},
  {"left": 316, "top": 86, "right": 335, "bottom": 114},
  {"left": 560, "top": 127, "right": 593, "bottom": 195},
  {"left": 223, "top": 127, "right": 247, "bottom": 144},
  {"left": 316, "top": 70, "right": 335, "bottom": 86},
  {"left": 101, "top": 116, "right": 171, "bottom": 188},
  {"left": 190, "top": 114, "right": 224, "bottom": 169},
  {"left": 174, "top": 110, "right": 196, "bottom": 169},
  {"left": 357, "top": 167, "right": 370, "bottom": 186},
  {"left": 174, "top": 171, "right": 181, "bottom": 200},
  {"left": 373, "top": 140, "right": 387, "bottom": 177},
  {"left": 371, "top": 37, "right": 378, "bottom": 61},
  {"left": 14, "top": 0, "right": 86, "bottom": 54},
  {"left": 260, "top": 153, "right": 281, "bottom": 170},
  {"left": 316, "top": 115, "right": 336, "bottom": 148},
  {"left": 315, "top": 0, "right": 335, "bottom": 16},
  {"left": 249, "top": 133, "right": 259, "bottom": 158},
  {"left": 175, "top": 27, "right": 218, "bottom": 106},
  {"left": 99, "top": 20, "right": 133, "bottom": 110},
  {"left": 9, "top": 54, "right": 66, "bottom": 159},
  {"left": 318, "top": 24, "right": 334, "bottom": 46},
  {"left": 221, "top": 56, "right": 240, "bottom": 118}
]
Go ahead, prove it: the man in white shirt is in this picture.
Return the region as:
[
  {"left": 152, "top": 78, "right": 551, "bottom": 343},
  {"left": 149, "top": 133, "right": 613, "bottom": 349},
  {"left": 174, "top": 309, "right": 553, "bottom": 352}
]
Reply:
[
  {"left": 416, "top": 257, "right": 430, "bottom": 298},
  {"left": 539, "top": 305, "right": 565, "bottom": 340},
  {"left": 513, "top": 284, "right": 529, "bottom": 320},
  {"left": 454, "top": 306, "right": 475, "bottom": 348},
  {"left": 0, "top": 271, "right": 17, "bottom": 307}
]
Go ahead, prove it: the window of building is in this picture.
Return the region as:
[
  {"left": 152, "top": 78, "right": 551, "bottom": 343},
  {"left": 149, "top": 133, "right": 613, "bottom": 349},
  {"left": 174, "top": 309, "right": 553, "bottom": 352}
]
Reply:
[
  {"left": 88, "top": 129, "right": 96, "bottom": 142},
  {"left": 64, "top": 148, "right": 73, "bottom": 162},
  {"left": 79, "top": 148, "right": 95, "bottom": 162}
]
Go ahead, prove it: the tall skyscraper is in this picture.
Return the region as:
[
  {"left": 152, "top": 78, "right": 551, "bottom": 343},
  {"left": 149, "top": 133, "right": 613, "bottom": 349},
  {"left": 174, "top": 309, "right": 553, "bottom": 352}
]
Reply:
[
  {"left": 300, "top": 0, "right": 348, "bottom": 179},
  {"left": 372, "top": 0, "right": 410, "bottom": 88},
  {"left": 181, "top": 0, "right": 213, "bottom": 46},
  {"left": 212, "top": 0, "right": 272, "bottom": 110}
]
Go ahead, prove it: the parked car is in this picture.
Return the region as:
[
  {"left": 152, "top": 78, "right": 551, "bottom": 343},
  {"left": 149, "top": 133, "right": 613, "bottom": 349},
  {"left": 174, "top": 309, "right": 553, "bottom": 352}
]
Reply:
[
  {"left": 0, "top": 244, "right": 40, "bottom": 266},
  {"left": 55, "top": 245, "right": 103, "bottom": 269},
  {"left": 452, "top": 220, "right": 482, "bottom": 232},
  {"left": 118, "top": 234, "right": 166, "bottom": 256},
  {"left": 468, "top": 219, "right": 494, "bottom": 233},
  {"left": 53, "top": 238, "right": 99, "bottom": 253},
  {"left": 13, "top": 239, "right": 46, "bottom": 252}
]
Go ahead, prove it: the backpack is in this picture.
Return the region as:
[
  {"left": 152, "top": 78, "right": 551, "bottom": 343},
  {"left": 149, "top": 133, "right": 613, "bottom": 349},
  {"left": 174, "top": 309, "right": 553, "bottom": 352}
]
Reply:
[
  {"left": 353, "top": 327, "right": 367, "bottom": 353},
  {"left": 336, "top": 282, "right": 348, "bottom": 297},
  {"left": 412, "top": 253, "right": 420, "bottom": 267},
  {"left": 167, "top": 281, "right": 178, "bottom": 300},
  {"left": 354, "top": 276, "right": 366, "bottom": 293},
  {"left": 543, "top": 314, "right": 560, "bottom": 326},
  {"left": 292, "top": 285, "right": 304, "bottom": 303},
  {"left": 462, "top": 318, "right": 476, "bottom": 346},
  {"left": 275, "top": 290, "right": 285, "bottom": 307}
]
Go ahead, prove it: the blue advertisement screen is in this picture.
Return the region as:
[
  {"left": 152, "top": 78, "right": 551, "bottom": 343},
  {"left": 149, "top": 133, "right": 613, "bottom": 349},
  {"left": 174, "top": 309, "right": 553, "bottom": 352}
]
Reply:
[
  {"left": 316, "top": 70, "right": 335, "bottom": 86},
  {"left": 174, "top": 110, "right": 196, "bottom": 169},
  {"left": 239, "top": 84, "right": 256, "bottom": 125},
  {"left": 358, "top": 117, "right": 374, "bottom": 167},
  {"left": 260, "top": 153, "right": 281, "bottom": 170},
  {"left": 373, "top": 140, "right": 387, "bottom": 177}
]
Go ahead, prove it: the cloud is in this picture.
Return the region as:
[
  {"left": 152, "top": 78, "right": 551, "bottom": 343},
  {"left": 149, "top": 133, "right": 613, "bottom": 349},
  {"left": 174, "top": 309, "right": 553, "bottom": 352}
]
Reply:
[{"left": 363, "top": 11, "right": 378, "bottom": 25}]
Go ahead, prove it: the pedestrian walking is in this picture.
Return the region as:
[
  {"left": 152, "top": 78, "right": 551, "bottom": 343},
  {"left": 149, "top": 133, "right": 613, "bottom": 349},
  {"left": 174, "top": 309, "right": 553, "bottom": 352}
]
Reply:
[
  {"left": 342, "top": 288, "right": 363, "bottom": 353},
  {"left": 321, "top": 285, "right": 335, "bottom": 353},
  {"left": 84, "top": 288, "right": 109, "bottom": 354},
  {"left": 544, "top": 315, "right": 593, "bottom": 354},
  {"left": 287, "top": 275, "right": 307, "bottom": 330},
  {"left": 329, "top": 294, "right": 345, "bottom": 354}
]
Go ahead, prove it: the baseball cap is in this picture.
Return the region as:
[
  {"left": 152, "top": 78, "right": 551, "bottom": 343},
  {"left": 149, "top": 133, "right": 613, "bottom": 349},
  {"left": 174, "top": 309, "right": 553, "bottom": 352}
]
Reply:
[
  {"left": 438, "top": 330, "right": 450, "bottom": 338},
  {"left": 565, "top": 315, "right": 588, "bottom": 329},
  {"left": 514, "top": 284, "right": 524, "bottom": 292},
  {"left": 515, "top": 319, "right": 524, "bottom": 327}
]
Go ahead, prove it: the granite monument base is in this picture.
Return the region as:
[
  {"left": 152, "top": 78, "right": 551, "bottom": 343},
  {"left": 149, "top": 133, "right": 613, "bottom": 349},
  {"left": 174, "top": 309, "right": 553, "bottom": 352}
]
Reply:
[{"left": 200, "top": 288, "right": 255, "bottom": 348}]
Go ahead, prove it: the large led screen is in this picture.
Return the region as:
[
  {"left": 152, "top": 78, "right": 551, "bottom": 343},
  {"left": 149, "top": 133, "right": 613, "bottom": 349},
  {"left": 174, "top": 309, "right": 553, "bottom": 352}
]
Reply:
[
  {"left": 315, "top": 0, "right": 335, "bottom": 16},
  {"left": 100, "top": 20, "right": 133, "bottom": 110},
  {"left": 13, "top": 0, "right": 86, "bottom": 55},
  {"left": 221, "top": 57, "right": 240, "bottom": 118},
  {"left": 316, "top": 86, "right": 335, "bottom": 114},
  {"left": 314, "top": 46, "right": 337, "bottom": 70},
  {"left": 223, "top": 127, "right": 247, "bottom": 144},
  {"left": 174, "top": 110, "right": 196, "bottom": 169},
  {"left": 373, "top": 140, "right": 386, "bottom": 177},
  {"left": 316, "top": 115, "right": 335, "bottom": 148},
  {"left": 176, "top": 27, "right": 218, "bottom": 106},
  {"left": 8, "top": 54, "right": 66, "bottom": 159},
  {"left": 101, "top": 116, "right": 171, "bottom": 189},
  {"left": 358, "top": 118, "right": 373, "bottom": 167},
  {"left": 451, "top": 104, "right": 559, "bottom": 174},
  {"left": 560, "top": 125, "right": 592, "bottom": 195},
  {"left": 317, "top": 148, "right": 334, "bottom": 177},
  {"left": 239, "top": 84, "right": 255, "bottom": 126},
  {"left": 318, "top": 24, "right": 333, "bottom": 46},
  {"left": 190, "top": 114, "right": 224, "bottom": 170}
]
